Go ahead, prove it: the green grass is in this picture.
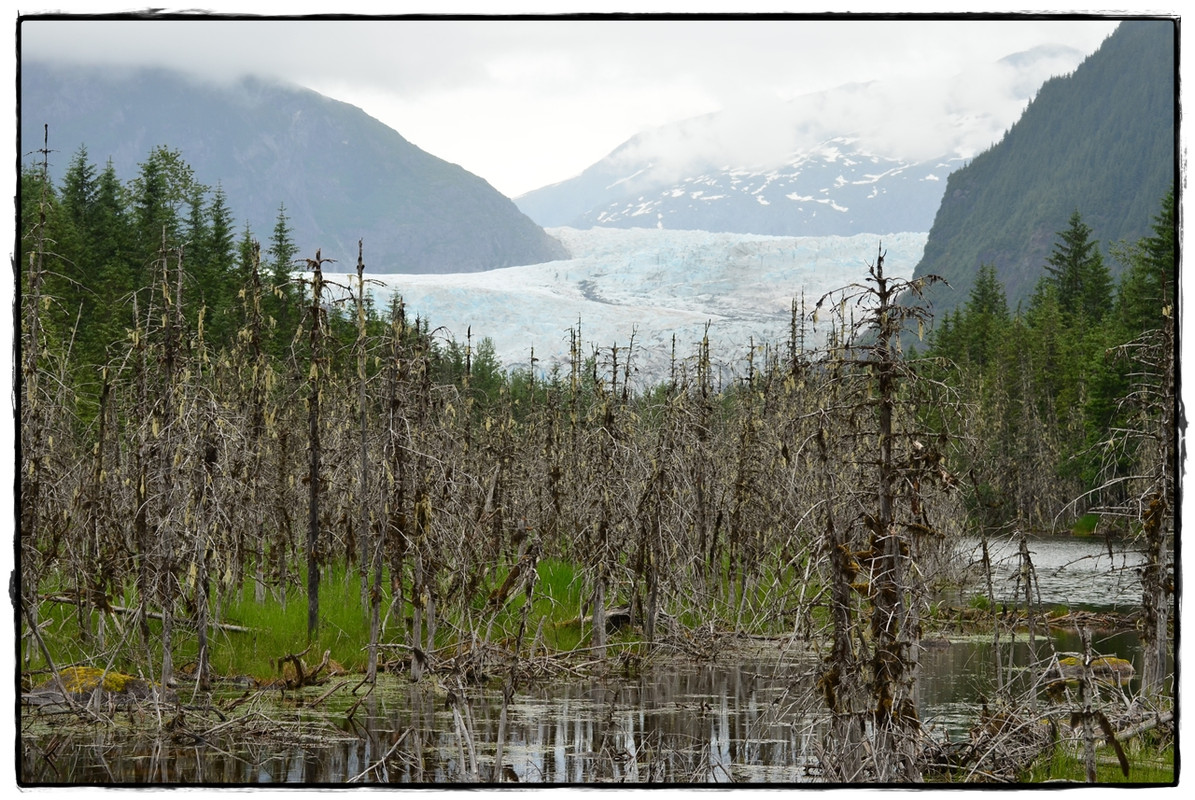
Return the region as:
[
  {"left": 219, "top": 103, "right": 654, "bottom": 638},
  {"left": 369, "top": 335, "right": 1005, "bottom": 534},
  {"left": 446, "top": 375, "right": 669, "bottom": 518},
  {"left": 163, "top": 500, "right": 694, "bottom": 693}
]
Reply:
[
  {"left": 481, "top": 558, "right": 587, "bottom": 650},
  {"left": 215, "top": 564, "right": 377, "bottom": 678},
  {"left": 967, "top": 593, "right": 992, "bottom": 611},
  {"left": 23, "top": 558, "right": 607, "bottom": 687},
  {"left": 1023, "top": 740, "right": 1174, "bottom": 784},
  {"left": 23, "top": 553, "right": 815, "bottom": 686},
  {"left": 21, "top": 567, "right": 382, "bottom": 682},
  {"left": 533, "top": 560, "right": 585, "bottom": 641},
  {"left": 1072, "top": 513, "right": 1101, "bottom": 537}
]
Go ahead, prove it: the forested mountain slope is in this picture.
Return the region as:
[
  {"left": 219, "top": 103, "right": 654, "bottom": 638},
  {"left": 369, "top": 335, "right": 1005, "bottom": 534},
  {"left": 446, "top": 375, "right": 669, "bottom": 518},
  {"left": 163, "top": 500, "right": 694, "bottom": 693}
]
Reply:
[
  {"left": 20, "top": 63, "right": 568, "bottom": 273},
  {"left": 909, "top": 20, "right": 1175, "bottom": 320}
]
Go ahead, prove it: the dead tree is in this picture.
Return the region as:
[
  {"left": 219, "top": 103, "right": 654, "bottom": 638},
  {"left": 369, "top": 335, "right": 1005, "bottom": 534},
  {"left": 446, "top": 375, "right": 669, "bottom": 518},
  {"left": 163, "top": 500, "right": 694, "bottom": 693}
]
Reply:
[
  {"left": 19, "top": 125, "right": 54, "bottom": 664},
  {"left": 1091, "top": 313, "right": 1176, "bottom": 709},
  {"left": 301, "top": 249, "right": 335, "bottom": 641},
  {"left": 813, "top": 246, "right": 949, "bottom": 782}
]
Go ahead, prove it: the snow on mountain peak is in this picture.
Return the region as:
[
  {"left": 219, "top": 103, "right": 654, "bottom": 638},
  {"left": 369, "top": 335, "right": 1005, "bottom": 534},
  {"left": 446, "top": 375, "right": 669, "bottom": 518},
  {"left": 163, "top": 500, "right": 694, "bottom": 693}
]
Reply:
[{"left": 517, "top": 43, "right": 1095, "bottom": 238}]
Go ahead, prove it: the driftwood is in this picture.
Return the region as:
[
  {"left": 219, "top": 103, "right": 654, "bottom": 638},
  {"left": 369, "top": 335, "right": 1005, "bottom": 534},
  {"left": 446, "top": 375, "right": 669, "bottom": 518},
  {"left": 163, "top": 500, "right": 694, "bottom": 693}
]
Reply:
[
  {"left": 40, "top": 594, "right": 257, "bottom": 634},
  {"left": 1115, "top": 710, "right": 1174, "bottom": 743},
  {"left": 277, "top": 646, "right": 316, "bottom": 688},
  {"left": 274, "top": 646, "right": 343, "bottom": 689},
  {"left": 310, "top": 679, "right": 349, "bottom": 708}
]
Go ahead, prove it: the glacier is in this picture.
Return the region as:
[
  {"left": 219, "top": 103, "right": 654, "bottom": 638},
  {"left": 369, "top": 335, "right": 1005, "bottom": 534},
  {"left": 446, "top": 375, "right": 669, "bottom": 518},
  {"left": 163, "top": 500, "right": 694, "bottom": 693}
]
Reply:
[{"left": 322, "top": 227, "right": 929, "bottom": 388}]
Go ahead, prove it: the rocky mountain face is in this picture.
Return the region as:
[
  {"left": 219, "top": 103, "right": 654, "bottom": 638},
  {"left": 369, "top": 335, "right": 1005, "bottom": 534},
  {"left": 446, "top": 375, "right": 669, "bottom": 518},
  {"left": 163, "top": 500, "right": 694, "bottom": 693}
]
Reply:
[
  {"left": 521, "top": 135, "right": 959, "bottom": 238},
  {"left": 20, "top": 62, "right": 568, "bottom": 273},
  {"left": 516, "top": 42, "right": 1095, "bottom": 239}
]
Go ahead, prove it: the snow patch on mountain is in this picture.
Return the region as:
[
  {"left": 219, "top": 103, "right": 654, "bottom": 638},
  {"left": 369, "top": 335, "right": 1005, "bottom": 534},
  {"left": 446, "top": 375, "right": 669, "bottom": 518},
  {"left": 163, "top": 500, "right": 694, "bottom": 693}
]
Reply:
[
  {"left": 517, "top": 43, "right": 1093, "bottom": 238},
  {"left": 325, "top": 227, "right": 929, "bottom": 387}
]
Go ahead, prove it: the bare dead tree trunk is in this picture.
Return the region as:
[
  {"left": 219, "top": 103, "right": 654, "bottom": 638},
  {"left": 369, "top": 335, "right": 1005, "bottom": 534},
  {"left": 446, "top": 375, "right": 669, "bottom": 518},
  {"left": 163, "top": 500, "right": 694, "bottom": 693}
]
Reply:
[
  {"left": 245, "top": 241, "right": 269, "bottom": 605},
  {"left": 413, "top": 493, "right": 433, "bottom": 678},
  {"left": 864, "top": 252, "right": 919, "bottom": 781},
  {"left": 19, "top": 125, "right": 52, "bottom": 666},
  {"left": 591, "top": 562, "right": 607, "bottom": 660},
  {"left": 355, "top": 241, "right": 372, "bottom": 615},
  {"left": 1135, "top": 314, "right": 1175, "bottom": 708},
  {"left": 275, "top": 424, "right": 292, "bottom": 612},
  {"left": 1079, "top": 628, "right": 1098, "bottom": 783},
  {"left": 152, "top": 231, "right": 184, "bottom": 690},
  {"left": 81, "top": 369, "right": 113, "bottom": 647},
  {"left": 382, "top": 297, "right": 409, "bottom": 653},
  {"left": 349, "top": 241, "right": 382, "bottom": 685},
  {"left": 817, "top": 411, "right": 865, "bottom": 781},
  {"left": 194, "top": 407, "right": 217, "bottom": 692},
  {"left": 304, "top": 249, "right": 332, "bottom": 641},
  {"left": 132, "top": 290, "right": 153, "bottom": 652},
  {"left": 813, "top": 246, "right": 948, "bottom": 782}
]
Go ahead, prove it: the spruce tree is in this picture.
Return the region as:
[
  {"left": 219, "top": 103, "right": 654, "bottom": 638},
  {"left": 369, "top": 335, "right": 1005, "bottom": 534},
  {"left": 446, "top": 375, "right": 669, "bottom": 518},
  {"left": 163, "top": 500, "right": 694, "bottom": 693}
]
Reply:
[
  {"left": 92, "top": 160, "right": 131, "bottom": 278},
  {"left": 961, "top": 264, "right": 1009, "bottom": 368},
  {"left": 207, "top": 186, "right": 237, "bottom": 333},
  {"left": 1044, "top": 210, "right": 1113, "bottom": 322},
  {"left": 91, "top": 159, "right": 136, "bottom": 347},
  {"left": 207, "top": 185, "right": 236, "bottom": 273},
  {"left": 185, "top": 186, "right": 211, "bottom": 273},
  {"left": 1117, "top": 185, "right": 1175, "bottom": 334},
  {"left": 267, "top": 202, "right": 299, "bottom": 285},
  {"left": 265, "top": 203, "right": 301, "bottom": 340},
  {"left": 130, "top": 146, "right": 206, "bottom": 298},
  {"left": 60, "top": 145, "right": 97, "bottom": 234}
]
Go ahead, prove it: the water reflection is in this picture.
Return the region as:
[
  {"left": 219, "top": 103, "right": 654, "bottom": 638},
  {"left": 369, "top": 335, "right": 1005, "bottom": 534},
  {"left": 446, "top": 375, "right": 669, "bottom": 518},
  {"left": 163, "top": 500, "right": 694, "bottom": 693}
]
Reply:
[
  {"left": 22, "top": 536, "right": 1157, "bottom": 785},
  {"left": 22, "top": 655, "right": 830, "bottom": 784},
  {"left": 22, "top": 629, "right": 1148, "bottom": 785},
  {"left": 917, "top": 628, "right": 1146, "bottom": 741},
  {"left": 436, "top": 659, "right": 825, "bottom": 783}
]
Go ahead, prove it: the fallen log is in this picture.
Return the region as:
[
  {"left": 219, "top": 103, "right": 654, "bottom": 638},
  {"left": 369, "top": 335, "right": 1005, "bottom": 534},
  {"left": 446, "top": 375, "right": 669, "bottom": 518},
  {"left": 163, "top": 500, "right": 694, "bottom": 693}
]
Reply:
[
  {"left": 39, "top": 594, "right": 257, "bottom": 634},
  {"left": 311, "top": 679, "right": 349, "bottom": 708},
  {"left": 275, "top": 647, "right": 343, "bottom": 689},
  {"left": 1115, "top": 711, "right": 1174, "bottom": 743}
]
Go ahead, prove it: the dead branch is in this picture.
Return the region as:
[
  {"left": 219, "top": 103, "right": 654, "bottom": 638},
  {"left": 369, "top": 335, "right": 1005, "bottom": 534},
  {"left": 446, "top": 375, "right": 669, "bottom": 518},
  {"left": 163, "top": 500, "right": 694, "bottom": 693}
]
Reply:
[
  {"left": 39, "top": 594, "right": 258, "bottom": 634},
  {"left": 310, "top": 678, "right": 348, "bottom": 708}
]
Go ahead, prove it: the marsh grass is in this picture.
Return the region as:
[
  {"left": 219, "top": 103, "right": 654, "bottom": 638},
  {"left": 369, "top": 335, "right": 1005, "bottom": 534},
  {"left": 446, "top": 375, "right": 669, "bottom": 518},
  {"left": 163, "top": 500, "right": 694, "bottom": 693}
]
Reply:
[
  {"left": 214, "top": 563, "right": 377, "bottom": 678},
  {"left": 1023, "top": 739, "right": 1174, "bottom": 784},
  {"left": 473, "top": 558, "right": 587, "bottom": 651},
  {"left": 1072, "top": 513, "right": 1101, "bottom": 537},
  {"left": 26, "top": 558, "right": 602, "bottom": 685}
]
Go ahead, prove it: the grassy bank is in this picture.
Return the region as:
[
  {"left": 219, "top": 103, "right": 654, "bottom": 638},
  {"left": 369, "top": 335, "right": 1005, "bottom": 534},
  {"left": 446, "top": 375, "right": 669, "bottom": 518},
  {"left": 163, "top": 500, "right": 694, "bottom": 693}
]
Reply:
[
  {"left": 1023, "top": 740, "right": 1174, "bottom": 783},
  {"left": 22, "top": 557, "right": 618, "bottom": 685}
]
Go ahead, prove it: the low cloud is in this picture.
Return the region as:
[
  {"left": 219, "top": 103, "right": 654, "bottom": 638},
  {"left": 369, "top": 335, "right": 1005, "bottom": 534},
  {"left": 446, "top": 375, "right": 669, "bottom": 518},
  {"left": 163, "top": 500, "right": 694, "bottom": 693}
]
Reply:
[
  {"left": 19, "top": 17, "right": 1118, "bottom": 196},
  {"left": 604, "top": 40, "right": 1093, "bottom": 191}
]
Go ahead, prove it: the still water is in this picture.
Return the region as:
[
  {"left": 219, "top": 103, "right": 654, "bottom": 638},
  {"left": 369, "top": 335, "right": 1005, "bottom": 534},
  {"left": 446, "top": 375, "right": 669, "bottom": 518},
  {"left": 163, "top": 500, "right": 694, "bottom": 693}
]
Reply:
[
  {"left": 954, "top": 533, "right": 1146, "bottom": 610},
  {"left": 20, "top": 536, "right": 1153, "bottom": 785}
]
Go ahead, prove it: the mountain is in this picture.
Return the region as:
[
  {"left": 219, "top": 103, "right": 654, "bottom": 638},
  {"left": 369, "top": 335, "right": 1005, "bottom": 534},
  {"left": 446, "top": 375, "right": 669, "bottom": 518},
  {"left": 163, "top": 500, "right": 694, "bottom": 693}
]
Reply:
[
  {"left": 907, "top": 20, "right": 1176, "bottom": 319},
  {"left": 324, "top": 227, "right": 929, "bottom": 387},
  {"left": 516, "top": 43, "right": 1094, "bottom": 238},
  {"left": 521, "top": 133, "right": 961, "bottom": 238},
  {"left": 19, "top": 62, "right": 568, "bottom": 274}
]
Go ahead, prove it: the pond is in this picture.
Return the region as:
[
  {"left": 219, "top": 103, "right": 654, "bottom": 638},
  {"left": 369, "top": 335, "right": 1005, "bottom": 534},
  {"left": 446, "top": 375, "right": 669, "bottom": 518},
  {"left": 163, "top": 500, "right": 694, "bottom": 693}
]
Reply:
[
  {"left": 19, "top": 535, "right": 1160, "bottom": 785},
  {"left": 954, "top": 533, "right": 1147, "bottom": 610}
]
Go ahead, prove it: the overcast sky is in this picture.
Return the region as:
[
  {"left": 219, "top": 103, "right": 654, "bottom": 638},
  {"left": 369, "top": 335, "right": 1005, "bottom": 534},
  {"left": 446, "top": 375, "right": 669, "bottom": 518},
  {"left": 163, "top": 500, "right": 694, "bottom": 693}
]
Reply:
[{"left": 16, "top": 4, "right": 1133, "bottom": 197}]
